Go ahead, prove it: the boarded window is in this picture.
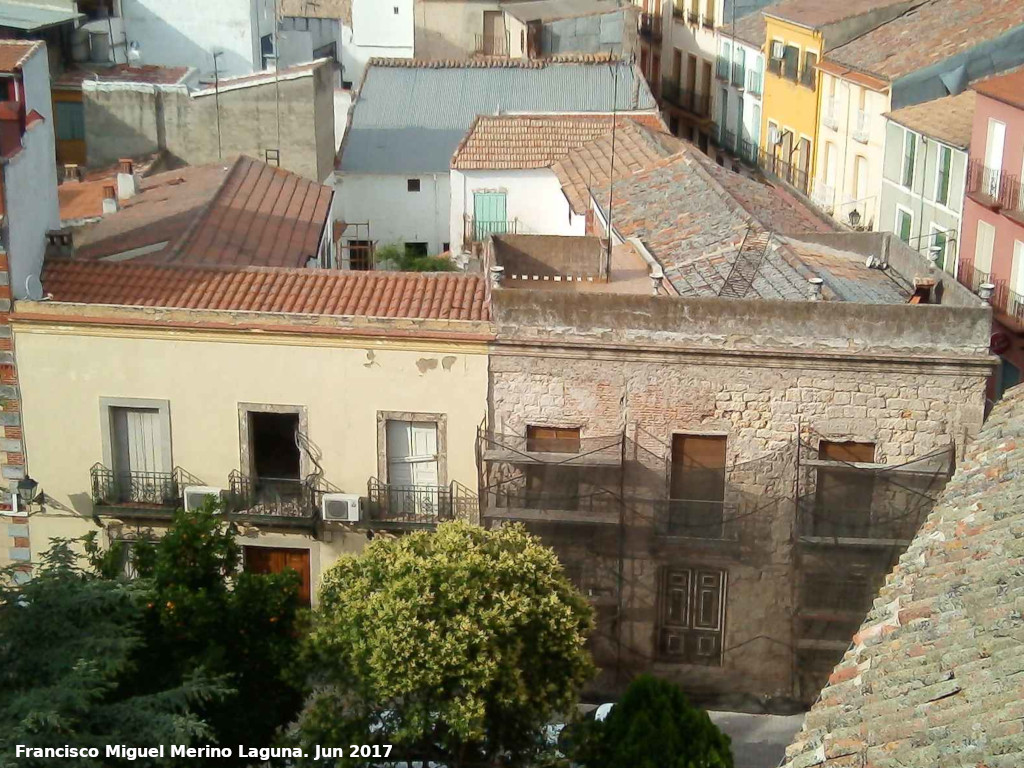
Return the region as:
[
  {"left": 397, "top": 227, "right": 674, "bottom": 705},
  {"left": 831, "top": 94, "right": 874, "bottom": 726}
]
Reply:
[
  {"left": 813, "top": 441, "right": 877, "bottom": 537},
  {"left": 668, "top": 435, "right": 726, "bottom": 537},
  {"left": 659, "top": 567, "right": 726, "bottom": 665},
  {"left": 244, "top": 546, "right": 311, "bottom": 606},
  {"left": 526, "top": 425, "right": 581, "bottom": 454}
]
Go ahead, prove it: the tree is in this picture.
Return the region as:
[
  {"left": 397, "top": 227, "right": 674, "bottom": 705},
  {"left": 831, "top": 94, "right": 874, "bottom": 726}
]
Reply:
[
  {"left": 570, "top": 675, "right": 733, "bottom": 768},
  {"left": 119, "top": 502, "right": 307, "bottom": 766},
  {"left": 374, "top": 242, "right": 457, "bottom": 272},
  {"left": 0, "top": 541, "right": 223, "bottom": 768},
  {"left": 296, "top": 521, "right": 594, "bottom": 767}
]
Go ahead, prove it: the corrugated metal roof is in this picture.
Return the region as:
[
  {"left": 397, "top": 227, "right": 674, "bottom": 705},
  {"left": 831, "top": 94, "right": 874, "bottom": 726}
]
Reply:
[
  {"left": 0, "top": 2, "right": 82, "bottom": 31},
  {"left": 340, "top": 58, "right": 656, "bottom": 174}
]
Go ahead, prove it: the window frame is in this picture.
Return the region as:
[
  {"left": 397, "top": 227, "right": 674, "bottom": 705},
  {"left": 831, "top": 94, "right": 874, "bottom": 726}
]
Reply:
[
  {"left": 238, "top": 403, "right": 309, "bottom": 482},
  {"left": 99, "top": 397, "right": 172, "bottom": 475},
  {"left": 376, "top": 410, "right": 448, "bottom": 487},
  {"left": 934, "top": 143, "right": 952, "bottom": 206},
  {"left": 901, "top": 128, "right": 917, "bottom": 189},
  {"left": 894, "top": 204, "right": 914, "bottom": 244}
]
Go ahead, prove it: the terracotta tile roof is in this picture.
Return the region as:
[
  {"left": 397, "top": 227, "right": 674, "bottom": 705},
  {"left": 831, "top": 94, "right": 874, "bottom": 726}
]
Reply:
[
  {"left": 721, "top": 6, "right": 770, "bottom": 47},
  {"left": 827, "top": 0, "right": 1024, "bottom": 81},
  {"left": 452, "top": 114, "right": 666, "bottom": 171},
  {"left": 885, "top": 90, "right": 976, "bottom": 149},
  {"left": 54, "top": 64, "right": 192, "bottom": 88},
  {"left": 552, "top": 121, "right": 682, "bottom": 214},
  {"left": 279, "top": 0, "right": 351, "bottom": 23},
  {"left": 0, "top": 39, "right": 41, "bottom": 72},
  {"left": 58, "top": 153, "right": 165, "bottom": 222},
  {"left": 973, "top": 66, "right": 1024, "bottom": 111},
  {"left": 596, "top": 148, "right": 849, "bottom": 300},
  {"left": 781, "top": 382, "right": 1024, "bottom": 768},
  {"left": 763, "top": 0, "right": 910, "bottom": 30},
  {"left": 40, "top": 261, "right": 489, "bottom": 321},
  {"left": 72, "top": 156, "right": 332, "bottom": 268}
]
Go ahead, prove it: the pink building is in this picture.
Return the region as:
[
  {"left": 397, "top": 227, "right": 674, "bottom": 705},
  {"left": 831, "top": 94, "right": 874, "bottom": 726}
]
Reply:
[{"left": 959, "top": 68, "right": 1024, "bottom": 401}]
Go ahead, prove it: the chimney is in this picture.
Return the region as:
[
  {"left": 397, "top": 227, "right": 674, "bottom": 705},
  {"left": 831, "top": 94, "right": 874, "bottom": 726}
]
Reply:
[
  {"left": 489, "top": 265, "right": 505, "bottom": 289},
  {"left": 808, "top": 277, "right": 824, "bottom": 301},
  {"left": 650, "top": 268, "right": 664, "bottom": 296},
  {"left": 116, "top": 157, "right": 137, "bottom": 200},
  {"left": 45, "top": 228, "right": 75, "bottom": 259},
  {"left": 102, "top": 185, "right": 119, "bottom": 214}
]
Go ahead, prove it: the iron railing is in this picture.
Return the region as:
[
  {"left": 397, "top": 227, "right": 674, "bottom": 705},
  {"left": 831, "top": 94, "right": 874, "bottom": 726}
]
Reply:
[
  {"left": 687, "top": 9, "right": 698, "bottom": 24},
  {"left": 702, "top": 12, "right": 714, "bottom": 28},
  {"left": 965, "top": 159, "right": 1023, "bottom": 216},
  {"left": 91, "top": 464, "right": 182, "bottom": 508},
  {"left": 639, "top": 12, "right": 662, "bottom": 42},
  {"left": 487, "top": 487, "right": 619, "bottom": 517},
  {"left": 481, "top": 430, "right": 624, "bottom": 465},
  {"left": 796, "top": 499, "right": 921, "bottom": 542},
  {"left": 722, "top": 128, "right": 737, "bottom": 153},
  {"left": 226, "top": 471, "right": 317, "bottom": 520},
  {"left": 660, "top": 78, "right": 711, "bottom": 116},
  {"left": 465, "top": 215, "right": 518, "bottom": 244},
  {"left": 365, "top": 478, "right": 475, "bottom": 524},
  {"left": 955, "top": 257, "right": 991, "bottom": 294},
  {"left": 738, "top": 137, "right": 756, "bottom": 164},
  {"left": 757, "top": 148, "right": 810, "bottom": 196}
]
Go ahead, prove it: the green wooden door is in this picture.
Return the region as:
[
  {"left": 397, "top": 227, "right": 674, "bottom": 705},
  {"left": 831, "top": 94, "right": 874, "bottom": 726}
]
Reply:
[{"left": 473, "top": 192, "right": 507, "bottom": 241}]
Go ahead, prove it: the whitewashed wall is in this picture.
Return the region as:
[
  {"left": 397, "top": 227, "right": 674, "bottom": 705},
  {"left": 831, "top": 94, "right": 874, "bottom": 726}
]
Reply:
[
  {"left": 335, "top": 172, "right": 451, "bottom": 256},
  {"left": 5, "top": 47, "right": 58, "bottom": 299},
  {"left": 449, "top": 168, "right": 585, "bottom": 253},
  {"left": 342, "top": 0, "right": 414, "bottom": 87}
]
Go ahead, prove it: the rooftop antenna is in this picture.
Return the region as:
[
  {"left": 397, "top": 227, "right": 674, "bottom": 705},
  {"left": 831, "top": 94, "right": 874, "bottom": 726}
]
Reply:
[
  {"left": 212, "top": 49, "right": 224, "bottom": 160},
  {"left": 606, "top": 58, "right": 620, "bottom": 269}
]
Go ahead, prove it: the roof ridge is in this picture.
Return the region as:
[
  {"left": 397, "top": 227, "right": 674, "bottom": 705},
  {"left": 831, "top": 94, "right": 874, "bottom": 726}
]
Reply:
[{"left": 368, "top": 52, "right": 622, "bottom": 69}]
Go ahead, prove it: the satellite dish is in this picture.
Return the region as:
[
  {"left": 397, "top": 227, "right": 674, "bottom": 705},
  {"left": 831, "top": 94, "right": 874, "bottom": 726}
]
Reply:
[{"left": 25, "top": 274, "right": 43, "bottom": 301}]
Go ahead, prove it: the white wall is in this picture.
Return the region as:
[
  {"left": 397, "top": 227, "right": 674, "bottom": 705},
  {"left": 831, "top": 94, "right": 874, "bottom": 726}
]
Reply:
[
  {"left": 449, "top": 168, "right": 585, "bottom": 253},
  {"left": 341, "top": 0, "right": 414, "bottom": 87},
  {"left": 336, "top": 172, "right": 450, "bottom": 256},
  {"left": 120, "top": 0, "right": 258, "bottom": 77},
  {"left": 5, "top": 47, "right": 59, "bottom": 299}
]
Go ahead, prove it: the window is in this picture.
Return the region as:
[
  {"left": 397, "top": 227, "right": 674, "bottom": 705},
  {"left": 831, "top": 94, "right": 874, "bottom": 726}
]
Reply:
[
  {"left": 902, "top": 129, "right": 917, "bottom": 188},
  {"left": 1011, "top": 240, "right": 1024, "bottom": 296},
  {"left": 524, "top": 426, "right": 581, "bottom": 510},
  {"left": 658, "top": 567, "right": 726, "bottom": 665},
  {"left": 768, "top": 40, "right": 784, "bottom": 75},
  {"left": 245, "top": 546, "right": 312, "bottom": 606},
  {"left": 250, "top": 411, "right": 301, "bottom": 482},
  {"left": 407, "top": 178, "right": 420, "bottom": 192},
  {"left": 975, "top": 220, "right": 995, "bottom": 273},
  {"left": 442, "top": 242, "right": 450, "bottom": 253},
  {"left": 812, "top": 441, "right": 876, "bottom": 537},
  {"left": 526, "top": 425, "right": 581, "bottom": 453},
  {"left": 930, "top": 226, "right": 948, "bottom": 271},
  {"left": 801, "top": 51, "right": 817, "bottom": 89},
  {"left": 895, "top": 206, "right": 913, "bottom": 244},
  {"left": 260, "top": 33, "right": 275, "bottom": 69},
  {"left": 404, "top": 242, "right": 428, "bottom": 259},
  {"left": 386, "top": 420, "right": 439, "bottom": 488},
  {"left": 718, "top": 41, "right": 730, "bottom": 80},
  {"left": 100, "top": 398, "right": 172, "bottom": 503},
  {"left": 782, "top": 45, "right": 799, "bottom": 82},
  {"left": 55, "top": 100, "right": 85, "bottom": 141},
  {"left": 732, "top": 47, "right": 744, "bottom": 87},
  {"left": 935, "top": 144, "right": 952, "bottom": 205},
  {"left": 346, "top": 239, "right": 371, "bottom": 270},
  {"left": 669, "top": 434, "right": 726, "bottom": 538}
]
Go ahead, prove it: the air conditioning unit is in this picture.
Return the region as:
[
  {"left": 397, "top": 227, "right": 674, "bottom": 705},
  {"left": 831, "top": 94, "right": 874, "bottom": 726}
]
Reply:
[
  {"left": 183, "top": 485, "right": 225, "bottom": 512},
  {"left": 322, "top": 493, "right": 362, "bottom": 522}
]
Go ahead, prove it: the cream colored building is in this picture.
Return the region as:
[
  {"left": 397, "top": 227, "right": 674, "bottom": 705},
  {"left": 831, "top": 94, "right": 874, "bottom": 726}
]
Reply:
[{"left": 12, "top": 265, "right": 490, "bottom": 604}]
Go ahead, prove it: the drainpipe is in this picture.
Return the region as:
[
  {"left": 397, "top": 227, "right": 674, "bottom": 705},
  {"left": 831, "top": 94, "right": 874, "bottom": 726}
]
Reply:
[{"left": 918, "top": 135, "right": 929, "bottom": 254}]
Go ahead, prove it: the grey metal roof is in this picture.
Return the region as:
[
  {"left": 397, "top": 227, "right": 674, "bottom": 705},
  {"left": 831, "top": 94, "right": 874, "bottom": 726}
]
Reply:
[
  {"left": 0, "top": 1, "right": 82, "bottom": 30},
  {"left": 339, "top": 60, "right": 656, "bottom": 174},
  {"left": 502, "top": 0, "right": 625, "bottom": 23}
]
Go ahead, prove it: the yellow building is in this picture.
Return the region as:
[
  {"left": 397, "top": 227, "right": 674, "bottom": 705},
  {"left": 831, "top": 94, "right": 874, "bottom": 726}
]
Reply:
[
  {"left": 12, "top": 264, "right": 491, "bottom": 604},
  {"left": 759, "top": 0, "right": 916, "bottom": 197}
]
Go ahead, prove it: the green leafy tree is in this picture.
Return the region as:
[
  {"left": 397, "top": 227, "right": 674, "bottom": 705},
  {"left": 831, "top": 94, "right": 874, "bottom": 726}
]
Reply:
[
  {"left": 0, "top": 541, "right": 224, "bottom": 768},
  {"left": 296, "top": 521, "right": 594, "bottom": 767},
  {"left": 571, "top": 675, "right": 733, "bottom": 768},
  {"left": 121, "top": 502, "right": 307, "bottom": 765}
]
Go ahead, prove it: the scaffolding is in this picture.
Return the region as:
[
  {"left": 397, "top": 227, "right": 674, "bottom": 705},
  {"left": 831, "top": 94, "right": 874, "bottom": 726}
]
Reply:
[
  {"left": 477, "top": 424, "right": 954, "bottom": 705},
  {"left": 338, "top": 222, "right": 375, "bottom": 270}
]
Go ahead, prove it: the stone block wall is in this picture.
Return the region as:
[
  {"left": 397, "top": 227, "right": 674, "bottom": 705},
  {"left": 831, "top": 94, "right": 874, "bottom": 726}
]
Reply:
[{"left": 0, "top": 247, "right": 29, "bottom": 575}]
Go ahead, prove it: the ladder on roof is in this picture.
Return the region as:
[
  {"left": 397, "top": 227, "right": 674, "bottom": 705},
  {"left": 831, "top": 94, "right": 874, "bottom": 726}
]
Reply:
[{"left": 718, "top": 226, "right": 772, "bottom": 299}]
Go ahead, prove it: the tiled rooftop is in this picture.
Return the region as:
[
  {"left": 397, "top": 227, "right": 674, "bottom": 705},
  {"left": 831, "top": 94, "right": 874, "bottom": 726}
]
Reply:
[
  {"left": 721, "top": 5, "right": 769, "bottom": 47},
  {"left": 781, "top": 382, "right": 1024, "bottom": 768},
  {"left": 885, "top": 90, "right": 976, "bottom": 149},
  {"left": 451, "top": 114, "right": 665, "bottom": 171},
  {"left": 591, "top": 149, "right": 918, "bottom": 303},
  {"left": 54, "top": 64, "right": 192, "bottom": 88},
  {"left": 39, "top": 261, "right": 489, "bottom": 321},
  {"left": 973, "top": 66, "right": 1024, "bottom": 111},
  {"left": 827, "top": 0, "right": 1024, "bottom": 81},
  {"left": 0, "top": 39, "right": 41, "bottom": 72},
  {"left": 72, "top": 156, "right": 332, "bottom": 268},
  {"left": 367, "top": 52, "right": 623, "bottom": 68},
  {"left": 763, "top": 0, "right": 910, "bottom": 30},
  {"left": 552, "top": 121, "right": 683, "bottom": 214}
]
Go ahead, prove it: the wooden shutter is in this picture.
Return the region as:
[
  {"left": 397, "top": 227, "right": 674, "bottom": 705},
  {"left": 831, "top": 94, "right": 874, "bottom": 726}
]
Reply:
[
  {"left": 244, "top": 546, "right": 311, "bottom": 606},
  {"left": 386, "top": 420, "right": 439, "bottom": 487},
  {"left": 818, "top": 441, "right": 875, "bottom": 463},
  {"left": 526, "top": 425, "right": 580, "bottom": 454},
  {"left": 670, "top": 435, "right": 726, "bottom": 501}
]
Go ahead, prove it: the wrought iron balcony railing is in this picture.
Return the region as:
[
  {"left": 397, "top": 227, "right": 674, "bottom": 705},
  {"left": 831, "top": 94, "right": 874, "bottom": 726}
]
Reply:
[
  {"left": 365, "top": 478, "right": 475, "bottom": 524},
  {"left": 480, "top": 430, "right": 623, "bottom": 467},
  {"left": 91, "top": 464, "right": 183, "bottom": 509},
  {"left": 226, "top": 471, "right": 318, "bottom": 521},
  {"left": 465, "top": 215, "right": 518, "bottom": 245},
  {"left": 965, "top": 159, "right": 1023, "bottom": 217},
  {"left": 660, "top": 79, "right": 711, "bottom": 116},
  {"left": 639, "top": 12, "right": 662, "bottom": 42},
  {"left": 757, "top": 148, "right": 810, "bottom": 196},
  {"left": 797, "top": 500, "right": 921, "bottom": 543}
]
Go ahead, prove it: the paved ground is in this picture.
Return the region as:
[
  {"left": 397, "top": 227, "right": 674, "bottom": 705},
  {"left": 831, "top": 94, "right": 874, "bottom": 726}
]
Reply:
[{"left": 708, "top": 711, "right": 806, "bottom": 768}]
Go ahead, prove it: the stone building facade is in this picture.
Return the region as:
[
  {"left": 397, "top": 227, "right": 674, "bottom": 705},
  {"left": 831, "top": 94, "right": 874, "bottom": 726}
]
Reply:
[{"left": 482, "top": 290, "right": 992, "bottom": 705}]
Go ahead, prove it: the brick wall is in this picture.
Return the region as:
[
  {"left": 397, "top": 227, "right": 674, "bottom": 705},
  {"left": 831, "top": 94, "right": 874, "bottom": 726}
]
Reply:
[{"left": 0, "top": 247, "right": 29, "bottom": 575}]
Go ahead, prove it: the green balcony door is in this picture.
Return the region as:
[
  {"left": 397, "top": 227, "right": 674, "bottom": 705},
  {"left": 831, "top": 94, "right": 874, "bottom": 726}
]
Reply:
[{"left": 473, "top": 191, "right": 507, "bottom": 241}]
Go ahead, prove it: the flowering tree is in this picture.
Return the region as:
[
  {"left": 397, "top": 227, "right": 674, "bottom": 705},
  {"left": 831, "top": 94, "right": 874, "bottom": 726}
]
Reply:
[{"left": 297, "top": 521, "right": 594, "bottom": 767}]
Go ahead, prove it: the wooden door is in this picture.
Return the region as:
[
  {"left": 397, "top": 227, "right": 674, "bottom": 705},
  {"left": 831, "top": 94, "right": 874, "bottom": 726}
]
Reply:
[{"left": 244, "top": 546, "right": 312, "bottom": 606}]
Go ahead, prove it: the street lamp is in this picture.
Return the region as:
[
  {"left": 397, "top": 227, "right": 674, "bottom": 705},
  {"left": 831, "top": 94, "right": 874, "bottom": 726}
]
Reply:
[{"left": 848, "top": 208, "right": 861, "bottom": 228}]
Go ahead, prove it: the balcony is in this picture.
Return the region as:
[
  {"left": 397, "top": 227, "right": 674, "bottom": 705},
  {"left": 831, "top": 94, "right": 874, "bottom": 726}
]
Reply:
[
  {"left": 746, "top": 68, "right": 762, "bottom": 96},
  {"left": 965, "top": 159, "right": 1024, "bottom": 221},
  {"left": 851, "top": 110, "right": 870, "bottom": 143},
  {"left": 363, "top": 478, "right": 474, "bottom": 528},
  {"left": 483, "top": 487, "right": 621, "bottom": 526},
  {"left": 721, "top": 127, "right": 737, "bottom": 153},
  {"left": 715, "top": 55, "right": 729, "bottom": 81},
  {"left": 481, "top": 430, "right": 623, "bottom": 467},
  {"left": 731, "top": 62, "right": 745, "bottom": 88},
  {"left": 757, "top": 147, "right": 810, "bottom": 196},
  {"left": 473, "top": 33, "right": 509, "bottom": 57},
  {"left": 639, "top": 12, "right": 662, "bottom": 43},
  {"left": 797, "top": 501, "right": 919, "bottom": 546},
  {"left": 702, "top": 13, "right": 714, "bottom": 29},
  {"left": 687, "top": 9, "right": 698, "bottom": 24},
  {"left": 811, "top": 179, "right": 835, "bottom": 215},
  {"left": 958, "top": 257, "right": 1024, "bottom": 332},
  {"left": 464, "top": 215, "right": 518, "bottom": 246},
  {"left": 660, "top": 78, "right": 711, "bottom": 117},
  {"left": 737, "top": 136, "right": 757, "bottom": 164},
  {"left": 822, "top": 97, "right": 838, "bottom": 130},
  {"left": 226, "top": 471, "right": 318, "bottom": 528},
  {"left": 91, "top": 464, "right": 187, "bottom": 518}
]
